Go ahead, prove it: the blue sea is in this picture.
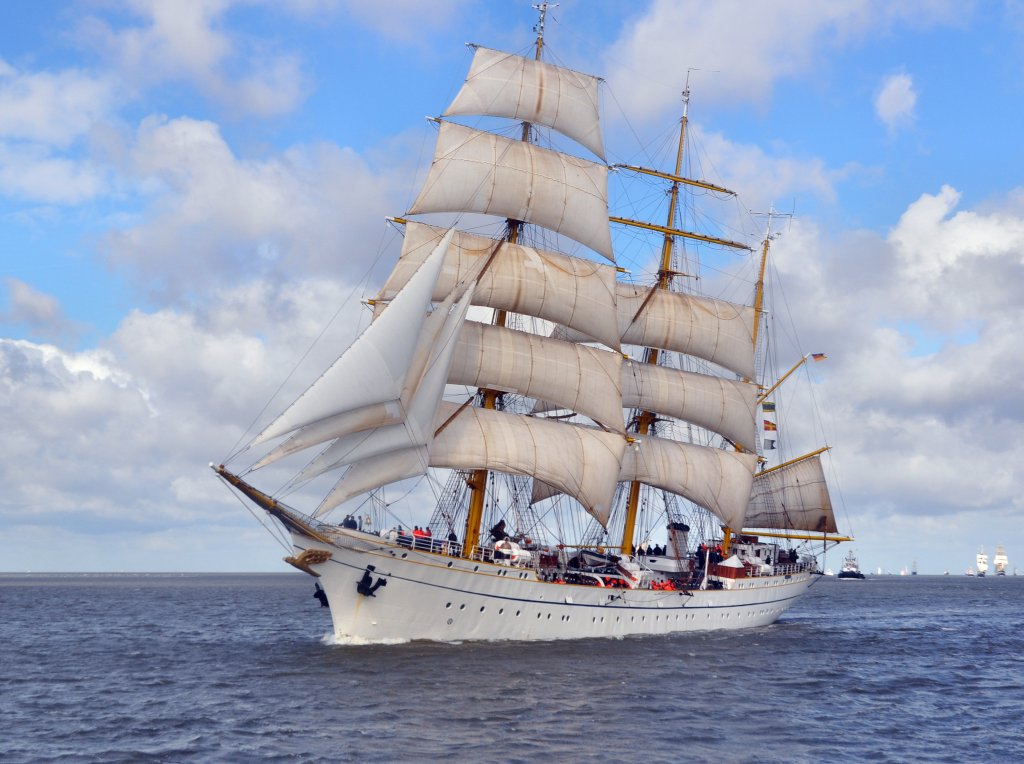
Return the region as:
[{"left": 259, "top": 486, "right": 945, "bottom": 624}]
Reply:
[{"left": 2, "top": 572, "right": 1021, "bottom": 763}]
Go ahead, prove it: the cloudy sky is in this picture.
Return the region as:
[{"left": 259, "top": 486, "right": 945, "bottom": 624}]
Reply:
[{"left": 2, "top": 0, "right": 1022, "bottom": 575}]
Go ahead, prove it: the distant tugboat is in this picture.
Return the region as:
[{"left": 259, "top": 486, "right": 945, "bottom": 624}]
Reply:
[{"left": 837, "top": 550, "right": 866, "bottom": 580}]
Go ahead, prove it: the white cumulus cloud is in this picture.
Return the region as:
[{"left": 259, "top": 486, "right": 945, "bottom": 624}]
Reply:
[
  {"left": 875, "top": 72, "right": 917, "bottom": 131},
  {"left": 78, "top": 0, "right": 309, "bottom": 117},
  {"left": 604, "top": 0, "right": 960, "bottom": 125}
]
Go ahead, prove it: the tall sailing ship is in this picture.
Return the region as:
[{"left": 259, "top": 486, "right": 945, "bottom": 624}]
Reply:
[
  {"left": 993, "top": 545, "right": 1008, "bottom": 576},
  {"left": 214, "top": 6, "right": 850, "bottom": 642},
  {"left": 976, "top": 547, "right": 989, "bottom": 577}
]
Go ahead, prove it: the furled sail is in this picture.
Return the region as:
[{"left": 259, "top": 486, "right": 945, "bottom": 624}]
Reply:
[
  {"left": 554, "top": 283, "right": 756, "bottom": 379},
  {"left": 619, "top": 436, "right": 758, "bottom": 530},
  {"left": 444, "top": 46, "right": 605, "bottom": 159},
  {"left": 251, "top": 229, "right": 456, "bottom": 447},
  {"left": 378, "top": 222, "right": 621, "bottom": 350},
  {"left": 450, "top": 321, "right": 624, "bottom": 432},
  {"left": 431, "top": 402, "right": 625, "bottom": 526},
  {"left": 621, "top": 361, "right": 758, "bottom": 450},
  {"left": 408, "top": 122, "right": 614, "bottom": 261},
  {"left": 744, "top": 453, "right": 837, "bottom": 533}
]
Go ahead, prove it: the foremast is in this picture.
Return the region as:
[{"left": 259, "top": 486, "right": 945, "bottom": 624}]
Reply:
[
  {"left": 615, "top": 82, "right": 748, "bottom": 556},
  {"left": 461, "top": 2, "right": 551, "bottom": 559}
]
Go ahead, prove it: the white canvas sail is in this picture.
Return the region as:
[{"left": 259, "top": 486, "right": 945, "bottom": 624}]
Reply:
[
  {"left": 431, "top": 402, "right": 625, "bottom": 525},
  {"left": 450, "top": 321, "right": 624, "bottom": 432},
  {"left": 379, "top": 222, "right": 621, "bottom": 350},
  {"left": 251, "top": 403, "right": 404, "bottom": 470},
  {"left": 444, "top": 46, "right": 605, "bottom": 159},
  {"left": 316, "top": 445, "right": 429, "bottom": 517},
  {"left": 619, "top": 436, "right": 757, "bottom": 530},
  {"left": 555, "top": 282, "right": 756, "bottom": 380},
  {"left": 298, "top": 285, "right": 476, "bottom": 481},
  {"left": 530, "top": 433, "right": 758, "bottom": 531},
  {"left": 617, "top": 283, "right": 756, "bottom": 380},
  {"left": 744, "top": 454, "right": 837, "bottom": 533},
  {"left": 621, "top": 361, "right": 758, "bottom": 450},
  {"left": 408, "top": 122, "right": 614, "bottom": 261},
  {"left": 251, "top": 229, "right": 456, "bottom": 447}
]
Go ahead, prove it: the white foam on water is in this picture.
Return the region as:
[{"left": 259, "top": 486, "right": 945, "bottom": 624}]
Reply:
[{"left": 321, "top": 632, "right": 411, "bottom": 646}]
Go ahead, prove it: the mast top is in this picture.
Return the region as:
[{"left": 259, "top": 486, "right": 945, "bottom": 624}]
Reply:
[{"left": 533, "top": 2, "right": 556, "bottom": 61}]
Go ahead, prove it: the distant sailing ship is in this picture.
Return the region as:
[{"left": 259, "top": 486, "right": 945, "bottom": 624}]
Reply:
[
  {"left": 993, "top": 545, "right": 1008, "bottom": 576},
  {"left": 976, "top": 547, "right": 988, "bottom": 577},
  {"left": 837, "top": 550, "right": 865, "bottom": 580},
  {"left": 213, "top": 4, "right": 850, "bottom": 642}
]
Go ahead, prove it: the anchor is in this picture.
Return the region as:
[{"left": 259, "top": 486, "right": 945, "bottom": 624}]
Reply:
[{"left": 356, "top": 565, "right": 388, "bottom": 597}]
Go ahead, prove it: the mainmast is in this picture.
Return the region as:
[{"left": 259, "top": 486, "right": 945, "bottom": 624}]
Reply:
[
  {"left": 461, "top": 2, "right": 554, "bottom": 558},
  {"left": 617, "top": 81, "right": 748, "bottom": 556}
]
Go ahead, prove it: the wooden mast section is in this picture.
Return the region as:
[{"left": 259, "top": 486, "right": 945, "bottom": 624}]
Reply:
[
  {"left": 461, "top": 2, "right": 552, "bottom": 559},
  {"left": 615, "top": 84, "right": 750, "bottom": 556}
]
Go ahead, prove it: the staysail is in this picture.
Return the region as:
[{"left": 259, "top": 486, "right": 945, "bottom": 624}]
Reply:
[{"left": 250, "top": 229, "right": 456, "bottom": 448}]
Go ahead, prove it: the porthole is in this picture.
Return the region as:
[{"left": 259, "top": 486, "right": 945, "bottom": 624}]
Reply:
[
  {"left": 459, "top": 604, "right": 466, "bottom": 610},
  {"left": 445, "top": 602, "right": 452, "bottom": 609}
]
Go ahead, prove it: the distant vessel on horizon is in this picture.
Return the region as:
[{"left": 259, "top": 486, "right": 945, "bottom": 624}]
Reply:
[
  {"left": 838, "top": 550, "right": 866, "bottom": 580},
  {"left": 977, "top": 546, "right": 988, "bottom": 577},
  {"left": 993, "top": 545, "right": 1008, "bottom": 576}
]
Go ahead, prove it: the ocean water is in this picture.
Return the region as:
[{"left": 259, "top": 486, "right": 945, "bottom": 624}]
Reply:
[{"left": 2, "top": 573, "right": 1021, "bottom": 763}]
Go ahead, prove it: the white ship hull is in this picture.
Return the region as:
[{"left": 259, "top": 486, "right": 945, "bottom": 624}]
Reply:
[{"left": 302, "top": 529, "right": 815, "bottom": 642}]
